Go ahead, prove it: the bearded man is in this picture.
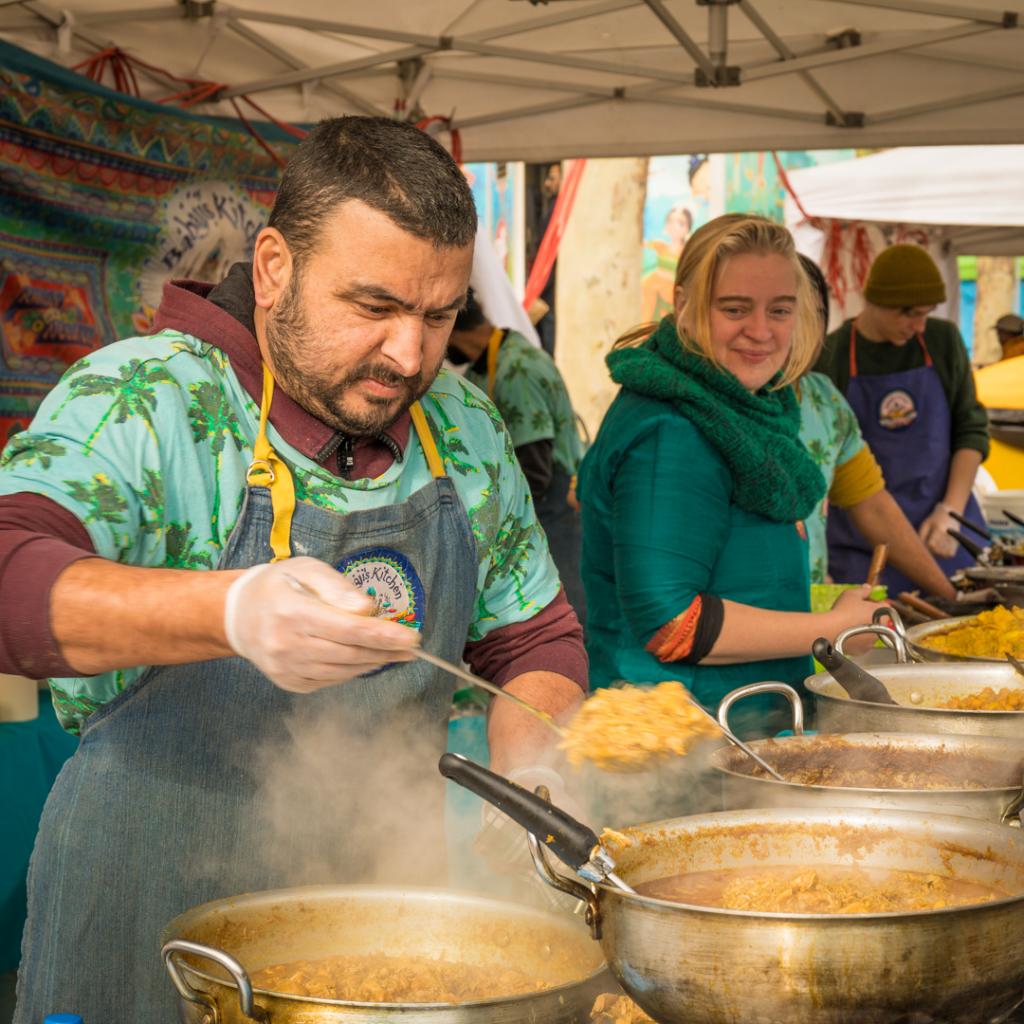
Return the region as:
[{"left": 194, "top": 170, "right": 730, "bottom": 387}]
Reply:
[{"left": 0, "top": 117, "right": 585, "bottom": 1023}]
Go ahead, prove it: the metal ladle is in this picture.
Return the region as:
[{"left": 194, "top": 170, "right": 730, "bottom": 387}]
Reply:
[{"left": 283, "top": 572, "right": 784, "bottom": 779}]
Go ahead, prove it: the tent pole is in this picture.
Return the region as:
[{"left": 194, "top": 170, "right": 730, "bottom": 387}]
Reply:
[
  {"left": 737, "top": 0, "right": 850, "bottom": 124},
  {"left": 870, "top": 81, "right": 1024, "bottom": 123},
  {"left": 827, "top": 0, "right": 1016, "bottom": 27},
  {"left": 219, "top": 44, "right": 434, "bottom": 99},
  {"left": 640, "top": 0, "right": 717, "bottom": 79},
  {"left": 742, "top": 21, "right": 998, "bottom": 81},
  {"left": 225, "top": 18, "right": 386, "bottom": 117}
]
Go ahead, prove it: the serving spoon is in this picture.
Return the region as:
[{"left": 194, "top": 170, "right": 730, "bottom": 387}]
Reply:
[{"left": 282, "top": 571, "right": 785, "bottom": 779}]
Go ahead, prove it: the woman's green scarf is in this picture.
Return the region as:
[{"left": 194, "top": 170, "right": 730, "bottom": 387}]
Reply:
[{"left": 606, "top": 316, "right": 825, "bottom": 523}]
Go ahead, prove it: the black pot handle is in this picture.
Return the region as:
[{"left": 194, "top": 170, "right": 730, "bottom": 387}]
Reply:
[
  {"left": 947, "top": 528, "right": 985, "bottom": 562},
  {"left": 439, "top": 753, "right": 600, "bottom": 871},
  {"left": 812, "top": 637, "right": 898, "bottom": 706}
]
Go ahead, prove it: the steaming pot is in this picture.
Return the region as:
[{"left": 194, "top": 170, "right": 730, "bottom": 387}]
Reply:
[
  {"left": 536, "top": 808, "right": 1024, "bottom": 1024},
  {"left": 162, "top": 886, "right": 606, "bottom": 1023},
  {"left": 442, "top": 755, "right": 1024, "bottom": 1024},
  {"left": 805, "top": 661, "right": 1024, "bottom": 738},
  {"left": 711, "top": 683, "right": 1024, "bottom": 824}
]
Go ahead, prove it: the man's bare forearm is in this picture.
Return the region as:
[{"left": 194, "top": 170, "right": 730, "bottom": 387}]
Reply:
[
  {"left": 846, "top": 490, "right": 956, "bottom": 599},
  {"left": 51, "top": 558, "right": 241, "bottom": 676},
  {"left": 487, "top": 670, "right": 583, "bottom": 775}
]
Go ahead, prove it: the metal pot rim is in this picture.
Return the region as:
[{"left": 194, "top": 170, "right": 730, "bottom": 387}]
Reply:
[
  {"left": 165, "top": 884, "right": 607, "bottom": 1009},
  {"left": 589, "top": 876, "right": 1024, "bottom": 922},
  {"left": 708, "top": 732, "right": 1024, "bottom": 795},
  {"left": 904, "top": 616, "right": 1016, "bottom": 665},
  {"left": 806, "top": 668, "right": 1024, "bottom": 714},
  {"left": 585, "top": 808, "right": 1024, "bottom": 921}
]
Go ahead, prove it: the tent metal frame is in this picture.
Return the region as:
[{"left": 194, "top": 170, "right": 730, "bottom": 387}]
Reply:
[{"left": 3, "top": 0, "right": 1022, "bottom": 151}]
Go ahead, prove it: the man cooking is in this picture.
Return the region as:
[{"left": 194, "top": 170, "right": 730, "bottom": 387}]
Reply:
[
  {"left": 0, "top": 117, "right": 586, "bottom": 1023},
  {"left": 814, "top": 244, "right": 989, "bottom": 593}
]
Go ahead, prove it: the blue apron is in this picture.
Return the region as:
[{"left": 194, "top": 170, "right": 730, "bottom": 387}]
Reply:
[
  {"left": 15, "top": 371, "right": 477, "bottom": 1024},
  {"left": 827, "top": 321, "right": 983, "bottom": 593}
]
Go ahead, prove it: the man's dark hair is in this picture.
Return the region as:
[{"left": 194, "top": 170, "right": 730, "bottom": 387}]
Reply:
[
  {"left": 268, "top": 117, "right": 477, "bottom": 262},
  {"left": 453, "top": 287, "right": 488, "bottom": 333}
]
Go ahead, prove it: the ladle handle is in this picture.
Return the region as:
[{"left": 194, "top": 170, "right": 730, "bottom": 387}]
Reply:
[
  {"left": 439, "top": 753, "right": 600, "bottom": 872},
  {"left": 813, "top": 637, "right": 898, "bottom": 705}
]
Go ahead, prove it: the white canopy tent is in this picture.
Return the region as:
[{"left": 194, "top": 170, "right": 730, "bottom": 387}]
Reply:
[
  {"left": 3, "top": 0, "right": 1024, "bottom": 160},
  {"left": 782, "top": 145, "right": 1024, "bottom": 327}
]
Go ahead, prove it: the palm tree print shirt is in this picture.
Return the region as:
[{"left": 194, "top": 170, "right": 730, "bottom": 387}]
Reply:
[{"left": 0, "top": 331, "right": 561, "bottom": 733}]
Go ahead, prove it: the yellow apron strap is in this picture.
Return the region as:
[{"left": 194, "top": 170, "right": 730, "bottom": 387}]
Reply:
[
  {"left": 246, "top": 364, "right": 296, "bottom": 562},
  {"left": 486, "top": 327, "right": 504, "bottom": 400},
  {"left": 408, "top": 401, "right": 446, "bottom": 479}
]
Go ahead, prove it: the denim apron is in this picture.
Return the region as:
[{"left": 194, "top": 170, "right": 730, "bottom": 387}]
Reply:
[
  {"left": 827, "top": 322, "right": 983, "bottom": 593},
  {"left": 15, "top": 367, "right": 477, "bottom": 1024}
]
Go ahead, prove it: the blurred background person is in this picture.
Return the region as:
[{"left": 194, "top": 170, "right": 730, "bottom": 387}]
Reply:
[
  {"left": 815, "top": 244, "right": 989, "bottom": 592},
  {"left": 797, "top": 256, "right": 955, "bottom": 600},
  {"left": 449, "top": 290, "right": 585, "bottom": 621},
  {"left": 994, "top": 313, "right": 1024, "bottom": 361}
]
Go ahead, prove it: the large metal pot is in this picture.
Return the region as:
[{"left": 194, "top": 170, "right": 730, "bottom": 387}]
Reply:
[
  {"left": 556, "top": 807, "right": 1024, "bottom": 1024},
  {"left": 441, "top": 754, "right": 1024, "bottom": 1024},
  {"left": 806, "top": 660, "right": 1024, "bottom": 738},
  {"left": 858, "top": 605, "right": 1022, "bottom": 665},
  {"left": 712, "top": 682, "right": 1024, "bottom": 824},
  {"left": 161, "top": 886, "right": 606, "bottom": 1023}
]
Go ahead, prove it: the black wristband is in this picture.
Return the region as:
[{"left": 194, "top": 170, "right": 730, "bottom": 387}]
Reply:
[{"left": 680, "top": 593, "right": 724, "bottom": 665}]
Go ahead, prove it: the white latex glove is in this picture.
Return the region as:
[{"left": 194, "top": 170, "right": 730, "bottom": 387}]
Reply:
[
  {"left": 918, "top": 503, "right": 959, "bottom": 560},
  {"left": 223, "top": 556, "right": 420, "bottom": 693}
]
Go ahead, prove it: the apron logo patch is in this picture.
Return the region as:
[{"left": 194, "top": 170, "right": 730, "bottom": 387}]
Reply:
[
  {"left": 877, "top": 389, "right": 918, "bottom": 430},
  {"left": 335, "top": 547, "right": 424, "bottom": 630}
]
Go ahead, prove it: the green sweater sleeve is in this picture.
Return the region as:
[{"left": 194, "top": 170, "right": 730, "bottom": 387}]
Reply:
[{"left": 609, "top": 413, "right": 731, "bottom": 646}]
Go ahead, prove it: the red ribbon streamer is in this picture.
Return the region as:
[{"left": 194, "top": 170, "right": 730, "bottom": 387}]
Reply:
[{"left": 523, "top": 159, "right": 586, "bottom": 313}]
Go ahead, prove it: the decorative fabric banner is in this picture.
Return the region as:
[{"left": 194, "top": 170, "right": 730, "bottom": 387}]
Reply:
[{"left": 0, "top": 40, "right": 296, "bottom": 445}]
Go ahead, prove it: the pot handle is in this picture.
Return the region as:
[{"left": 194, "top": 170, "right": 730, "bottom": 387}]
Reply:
[
  {"left": 835, "top": 622, "right": 910, "bottom": 663},
  {"left": 527, "top": 784, "right": 603, "bottom": 939},
  {"left": 717, "top": 682, "right": 804, "bottom": 736},
  {"left": 440, "top": 753, "right": 599, "bottom": 870},
  {"left": 162, "top": 939, "right": 270, "bottom": 1024}
]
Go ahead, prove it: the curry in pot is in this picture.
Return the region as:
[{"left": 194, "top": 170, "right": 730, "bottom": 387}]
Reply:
[
  {"left": 251, "top": 953, "right": 552, "bottom": 1003},
  {"left": 937, "top": 686, "right": 1024, "bottom": 711},
  {"left": 919, "top": 605, "right": 1024, "bottom": 660},
  {"left": 635, "top": 865, "right": 1008, "bottom": 914},
  {"left": 738, "top": 740, "right": 1022, "bottom": 790}
]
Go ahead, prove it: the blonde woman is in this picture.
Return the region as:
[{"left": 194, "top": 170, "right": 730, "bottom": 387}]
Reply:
[{"left": 577, "top": 215, "right": 883, "bottom": 735}]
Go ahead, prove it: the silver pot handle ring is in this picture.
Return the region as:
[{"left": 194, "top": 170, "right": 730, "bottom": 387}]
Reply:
[
  {"left": 717, "top": 681, "right": 805, "bottom": 736},
  {"left": 162, "top": 939, "right": 269, "bottom": 1023}
]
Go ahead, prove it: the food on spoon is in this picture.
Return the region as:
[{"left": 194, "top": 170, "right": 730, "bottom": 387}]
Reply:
[
  {"left": 560, "top": 680, "right": 719, "bottom": 771},
  {"left": 636, "top": 864, "right": 1007, "bottom": 914},
  {"left": 938, "top": 686, "right": 1024, "bottom": 711},
  {"left": 920, "top": 605, "right": 1024, "bottom": 660},
  {"left": 251, "top": 953, "right": 551, "bottom": 1002}
]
